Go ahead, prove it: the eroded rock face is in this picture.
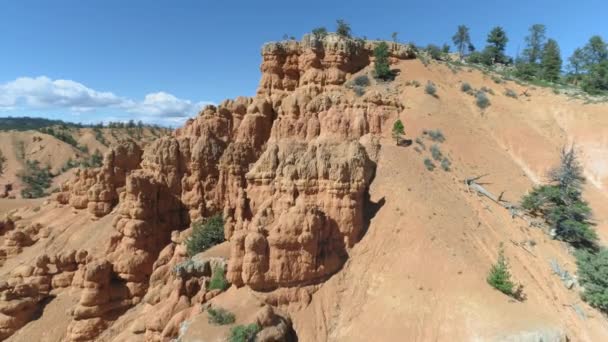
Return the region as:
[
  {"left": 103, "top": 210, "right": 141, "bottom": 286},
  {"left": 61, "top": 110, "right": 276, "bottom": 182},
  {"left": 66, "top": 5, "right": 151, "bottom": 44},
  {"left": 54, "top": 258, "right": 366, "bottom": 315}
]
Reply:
[
  {"left": 2, "top": 34, "right": 410, "bottom": 340},
  {"left": 56, "top": 140, "right": 143, "bottom": 217},
  {"left": 258, "top": 33, "right": 415, "bottom": 95},
  {"left": 226, "top": 140, "right": 375, "bottom": 290}
]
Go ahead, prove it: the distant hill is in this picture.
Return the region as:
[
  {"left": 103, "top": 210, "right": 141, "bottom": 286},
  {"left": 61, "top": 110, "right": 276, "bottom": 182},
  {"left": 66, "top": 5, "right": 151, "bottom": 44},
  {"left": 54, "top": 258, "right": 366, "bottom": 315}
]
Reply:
[{"left": 0, "top": 117, "right": 172, "bottom": 199}]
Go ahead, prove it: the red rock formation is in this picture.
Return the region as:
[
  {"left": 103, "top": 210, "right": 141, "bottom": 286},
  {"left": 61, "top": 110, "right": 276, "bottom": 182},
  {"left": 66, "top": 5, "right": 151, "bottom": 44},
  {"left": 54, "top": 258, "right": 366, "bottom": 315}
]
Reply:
[
  {"left": 56, "top": 140, "right": 143, "bottom": 217},
  {"left": 1, "top": 34, "right": 412, "bottom": 340}
]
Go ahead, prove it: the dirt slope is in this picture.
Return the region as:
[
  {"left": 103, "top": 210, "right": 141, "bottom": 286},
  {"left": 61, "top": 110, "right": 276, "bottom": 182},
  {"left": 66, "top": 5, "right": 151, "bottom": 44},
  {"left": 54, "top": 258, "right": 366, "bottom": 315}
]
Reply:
[{"left": 293, "top": 59, "right": 608, "bottom": 341}]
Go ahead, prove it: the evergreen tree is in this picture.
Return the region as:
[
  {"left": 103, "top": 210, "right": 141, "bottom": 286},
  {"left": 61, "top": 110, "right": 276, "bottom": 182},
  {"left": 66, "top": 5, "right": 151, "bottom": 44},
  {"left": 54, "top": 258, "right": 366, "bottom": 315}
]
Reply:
[
  {"left": 392, "top": 119, "right": 405, "bottom": 144},
  {"left": 523, "top": 24, "right": 547, "bottom": 64},
  {"left": 312, "top": 27, "right": 328, "bottom": 39},
  {"left": 521, "top": 146, "right": 597, "bottom": 248},
  {"left": 485, "top": 27, "right": 509, "bottom": 64},
  {"left": 582, "top": 60, "right": 608, "bottom": 94},
  {"left": 576, "top": 249, "right": 608, "bottom": 311},
  {"left": 487, "top": 244, "right": 516, "bottom": 296},
  {"left": 541, "top": 39, "right": 562, "bottom": 82},
  {"left": 568, "top": 47, "right": 586, "bottom": 80},
  {"left": 391, "top": 32, "right": 399, "bottom": 42},
  {"left": 373, "top": 41, "right": 392, "bottom": 80},
  {"left": 336, "top": 19, "right": 351, "bottom": 38},
  {"left": 452, "top": 25, "right": 471, "bottom": 59},
  {"left": 583, "top": 35, "right": 608, "bottom": 66}
]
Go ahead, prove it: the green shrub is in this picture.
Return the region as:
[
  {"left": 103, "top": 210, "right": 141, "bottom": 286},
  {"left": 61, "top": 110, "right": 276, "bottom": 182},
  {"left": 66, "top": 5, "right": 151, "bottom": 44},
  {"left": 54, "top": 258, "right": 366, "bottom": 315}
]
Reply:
[
  {"left": 480, "top": 86, "right": 495, "bottom": 95},
  {"left": 425, "top": 44, "right": 442, "bottom": 60},
  {"left": 440, "top": 158, "right": 451, "bottom": 171},
  {"left": 208, "top": 265, "right": 229, "bottom": 291},
  {"left": 476, "top": 91, "right": 491, "bottom": 109},
  {"left": 430, "top": 145, "right": 443, "bottom": 161},
  {"left": 425, "top": 81, "right": 437, "bottom": 97},
  {"left": 406, "top": 80, "right": 421, "bottom": 87},
  {"left": 208, "top": 307, "right": 236, "bottom": 325},
  {"left": 19, "top": 160, "right": 52, "bottom": 198},
  {"left": 353, "top": 86, "right": 365, "bottom": 97},
  {"left": 461, "top": 82, "right": 472, "bottom": 92},
  {"left": 576, "top": 249, "right": 608, "bottom": 311},
  {"left": 505, "top": 89, "right": 518, "bottom": 98},
  {"left": 229, "top": 324, "right": 261, "bottom": 342},
  {"left": 424, "top": 129, "right": 445, "bottom": 143},
  {"left": 186, "top": 215, "right": 225, "bottom": 257},
  {"left": 353, "top": 75, "right": 370, "bottom": 87},
  {"left": 424, "top": 158, "right": 435, "bottom": 171},
  {"left": 414, "top": 137, "right": 425, "bottom": 150},
  {"left": 487, "top": 244, "right": 517, "bottom": 297}
]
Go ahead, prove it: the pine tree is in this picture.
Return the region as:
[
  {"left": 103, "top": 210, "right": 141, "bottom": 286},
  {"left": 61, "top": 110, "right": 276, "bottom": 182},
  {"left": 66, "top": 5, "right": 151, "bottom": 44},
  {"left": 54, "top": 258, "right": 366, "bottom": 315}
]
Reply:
[
  {"left": 583, "top": 35, "right": 608, "bottom": 66},
  {"left": 452, "top": 25, "right": 471, "bottom": 59},
  {"left": 568, "top": 47, "right": 586, "bottom": 81},
  {"left": 336, "top": 19, "right": 351, "bottom": 38},
  {"left": 523, "top": 24, "right": 546, "bottom": 64},
  {"left": 487, "top": 244, "right": 516, "bottom": 296},
  {"left": 521, "top": 146, "right": 597, "bottom": 247},
  {"left": 392, "top": 119, "right": 405, "bottom": 144},
  {"left": 485, "top": 27, "right": 509, "bottom": 64},
  {"left": 541, "top": 39, "right": 562, "bottom": 82},
  {"left": 391, "top": 32, "right": 399, "bottom": 42},
  {"left": 374, "top": 42, "right": 392, "bottom": 80}
]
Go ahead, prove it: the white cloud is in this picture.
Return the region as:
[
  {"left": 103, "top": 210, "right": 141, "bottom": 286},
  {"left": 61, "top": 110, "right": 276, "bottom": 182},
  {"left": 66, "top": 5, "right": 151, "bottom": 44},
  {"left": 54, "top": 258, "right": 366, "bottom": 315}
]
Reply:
[{"left": 0, "top": 76, "right": 211, "bottom": 124}]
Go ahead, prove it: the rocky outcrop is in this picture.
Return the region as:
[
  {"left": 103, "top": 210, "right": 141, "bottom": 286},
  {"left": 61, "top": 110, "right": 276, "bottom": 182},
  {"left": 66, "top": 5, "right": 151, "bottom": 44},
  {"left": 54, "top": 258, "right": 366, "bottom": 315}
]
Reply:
[
  {"left": 226, "top": 140, "right": 375, "bottom": 290},
  {"left": 0, "top": 282, "right": 44, "bottom": 340},
  {"left": 1, "top": 34, "right": 410, "bottom": 340},
  {"left": 0, "top": 250, "right": 89, "bottom": 340},
  {"left": 0, "top": 222, "right": 48, "bottom": 265},
  {"left": 56, "top": 140, "right": 143, "bottom": 217},
  {"left": 259, "top": 33, "right": 415, "bottom": 95}
]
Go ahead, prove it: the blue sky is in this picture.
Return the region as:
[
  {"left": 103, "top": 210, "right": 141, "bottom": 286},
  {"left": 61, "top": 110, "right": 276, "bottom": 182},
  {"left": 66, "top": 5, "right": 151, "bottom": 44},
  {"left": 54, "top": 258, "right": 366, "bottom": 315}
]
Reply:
[{"left": 0, "top": 0, "right": 606, "bottom": 126}]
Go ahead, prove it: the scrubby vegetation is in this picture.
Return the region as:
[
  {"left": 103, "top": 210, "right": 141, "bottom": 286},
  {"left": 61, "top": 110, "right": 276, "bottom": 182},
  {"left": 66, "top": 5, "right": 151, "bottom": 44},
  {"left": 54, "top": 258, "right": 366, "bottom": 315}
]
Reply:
[
  {"left": 424, "top": 158, "right": 435, "bottom": 171},
  {"left": 0, "top": 150, "right": 6, "bottom": 176},
  {"left": 186, "top": 215, "right": 225, "bottom": 257},
  {"left": 505, "top": 89, "right": 518, "bottom": 98},
  {"left": 207, "top": 307, "right": 236, "bottom": 325},
  {"left": 461, "top": 82, "right": 472, "bottom": 92},
  {"left": 38, "top": 127, "right": 79, "bottom": 147},
  {"left": 476, "top": 91, "right": 491, "bottom": 109},
  {"left": 424, "top": 129, "right": 445, "bottom": 143},
  {"left": 425, "top": 81, "right": 437, "bottom": 97},
  {"left": 440, "top": 158, "right": 451, "bottom": 171},
  {"left": 19, "top": 160, "right": 52, "bottom": 198},
  {"left": 229, "top": 324, "right": 261, "bottom": 342},
  {"left": 208, "top": 265, "right": 229, "bottom": 291},
  {"left": 430, "top": 145, "right": 443, "bottom": 161},
  {"left": 353, "top": 75, "right": 370, "bottom": 87}
]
